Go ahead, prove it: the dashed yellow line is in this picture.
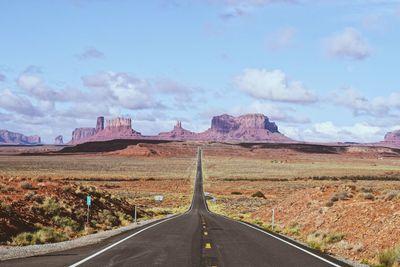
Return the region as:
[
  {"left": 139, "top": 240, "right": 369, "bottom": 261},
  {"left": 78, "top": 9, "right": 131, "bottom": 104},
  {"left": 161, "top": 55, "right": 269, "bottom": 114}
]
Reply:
[
  {"left": 203, "top": 225, "right": 206, "bottom": 229},
  {"left": 204, "top": 231, "right": 208, "bottom": 236},
  {"left": 205, "top": 243, "right": 212, "bottom": 249}
]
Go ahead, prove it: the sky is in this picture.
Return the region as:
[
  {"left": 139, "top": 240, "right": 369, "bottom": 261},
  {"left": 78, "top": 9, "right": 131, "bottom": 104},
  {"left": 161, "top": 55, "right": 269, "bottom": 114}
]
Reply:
[{"left": 1, "top": 0, "right": 400, "bottom": 143}]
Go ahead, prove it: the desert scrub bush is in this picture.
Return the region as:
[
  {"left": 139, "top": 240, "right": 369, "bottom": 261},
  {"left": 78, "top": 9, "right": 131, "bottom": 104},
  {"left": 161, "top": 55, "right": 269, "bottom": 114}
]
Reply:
[
  {"left": 115, "top": 211, "right": 133, "bottom": 226},
  {"left": 324, "top": 232, "right": 344, "bottom": 243},
  {"left": 12, "top": 227, "right": 68, "bottom": 246},
  {"left": 306, "top": 232, "right": 345, "bottom": 252},
  {"left": 384, "top": 190, "right": 400, "bottom": 201},
  {"left": 283, "top": 223, "right": 300, "bottom": 236},
  {"left": 38, "top": 198, "right": 61, "bottom": 216},
  {"left": 98, "top": 210, "right": 119, "bottom": 227},
  {"left": 362, "top": 192, "right": 375, "bottom": 200},
  {"left": 251, "top": 191, "right": 266, "bottom": 199},
  {"left": 52, "top": 216, "right": 80, "bottom": 232},
  {"left": 20, "top": 181, "right": 34, "bottom": 190},
  {"left": 377, "top": 246, "right": 399, "bottom": 267},
  {"left": 231, "top": 191, "right": 242, "bottom": 195},
  {"left": 0, "top": 201, "right": 11, "bottom": 214}
]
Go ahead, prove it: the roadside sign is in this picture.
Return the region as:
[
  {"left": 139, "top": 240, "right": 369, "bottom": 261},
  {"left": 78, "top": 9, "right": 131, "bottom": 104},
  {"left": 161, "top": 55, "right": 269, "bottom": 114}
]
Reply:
[
  {"left": 154, "top": 195, "right": 164, "bottom": 202},
  {"left": 87, "top": 196, "right": 92, "bottom": 206}
]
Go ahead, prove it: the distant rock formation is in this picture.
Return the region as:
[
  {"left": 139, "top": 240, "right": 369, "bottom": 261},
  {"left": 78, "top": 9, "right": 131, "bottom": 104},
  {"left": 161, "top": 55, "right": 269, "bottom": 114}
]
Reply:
[
  {"left": 69, "top": 116, "right": 142, "bottom": 144},
  {"left": 158, "top": 121, "right": 196, "bottom": 140},
  {"left": 198, "top": 114, "right": 289, "bottom": 142},
  {"left": 71, "top": 127, "right": 97, "bottom": 144},
  {"left": 68, "top": 114, "right": 290, "bottom": 144},
  {"left": 54, "top": 135, "right": 64, "bottom": 145},
  {"left": 0, "top": 129, "right": 41, "bottom": 145},
  {"left": 383, "top": 130, "right": 400, "bottom": 146},
  {"left": 96, "top": 116, "right": 104, "bottom": 132}
]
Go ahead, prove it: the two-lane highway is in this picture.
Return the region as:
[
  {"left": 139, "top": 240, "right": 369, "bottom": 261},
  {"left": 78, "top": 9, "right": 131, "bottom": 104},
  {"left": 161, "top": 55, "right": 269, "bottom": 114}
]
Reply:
[{"left": 2, "top": 147, "right": 350, "bottom": 266}]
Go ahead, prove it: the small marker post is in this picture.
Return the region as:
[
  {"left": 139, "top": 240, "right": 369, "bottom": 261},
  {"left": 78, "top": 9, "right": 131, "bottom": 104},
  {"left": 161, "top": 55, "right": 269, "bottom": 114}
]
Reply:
[
  {"left": 134, "top": 205, "right": 137, "bottom": 224},
  {"left": 271, "top": 208, "right": 275, "bottom": 231},
  {"left": 86, "top": 195, "right": 92, "bottom": 225}
]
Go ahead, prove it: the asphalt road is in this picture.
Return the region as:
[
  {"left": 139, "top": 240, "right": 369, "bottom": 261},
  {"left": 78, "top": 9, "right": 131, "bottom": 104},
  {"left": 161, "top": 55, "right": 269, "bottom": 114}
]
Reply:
[{"left": 2, "top": 148, "right": 351, "bottom": 267}]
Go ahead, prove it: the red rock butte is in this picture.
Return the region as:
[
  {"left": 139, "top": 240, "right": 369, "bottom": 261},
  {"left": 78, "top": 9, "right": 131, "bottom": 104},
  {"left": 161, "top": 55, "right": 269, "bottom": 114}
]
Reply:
[{"left": 68, "top": 114, "right": 292, "bottom": 144}]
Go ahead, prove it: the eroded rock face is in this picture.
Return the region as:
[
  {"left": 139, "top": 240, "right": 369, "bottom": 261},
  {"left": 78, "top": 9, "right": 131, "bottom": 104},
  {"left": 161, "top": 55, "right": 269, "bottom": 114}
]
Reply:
[
  {"left": 0, "top": 130, "right": 41, "bottom": 145},
  {"left": 384, "top": 130, "right": 400, "bottom": 145},
  {"left": 211, "top": 114, "right": 279, "bottom": 133},
  {"left": 158, "top": 121, "right": 196, "bottom": 140},
  {"left": 71, "top": 128, "right": 97, "bottom": 144},
  {"left": 68, "top": 114, "right": 291, "bottom": 144},
  {"left": 69, "top": 117, "right": 142, "bottom": 144},
  {"left": 200, "top": 114, "right": 288, "bottom": 142},
  {"left": 96, "top": 116, "right": 104, "bottom": 132},
  {"left": 54, "top": 135, "right": 64, "bottom": 145}
]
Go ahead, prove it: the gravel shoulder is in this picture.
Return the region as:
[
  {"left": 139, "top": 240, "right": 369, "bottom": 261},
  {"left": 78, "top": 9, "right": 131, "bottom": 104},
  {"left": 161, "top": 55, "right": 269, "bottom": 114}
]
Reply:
[{"left": 0, "top": 215, "right": 175, "bottom": 261}]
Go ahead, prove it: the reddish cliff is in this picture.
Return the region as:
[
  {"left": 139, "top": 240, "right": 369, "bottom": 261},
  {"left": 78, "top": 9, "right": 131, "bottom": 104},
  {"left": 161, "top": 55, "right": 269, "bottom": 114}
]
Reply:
[
  {"left": 383, "top": 130, "right": 400, "bottom": 146},
  {"left": 198, "top": 114, "right": 290, "bottom": 142}
]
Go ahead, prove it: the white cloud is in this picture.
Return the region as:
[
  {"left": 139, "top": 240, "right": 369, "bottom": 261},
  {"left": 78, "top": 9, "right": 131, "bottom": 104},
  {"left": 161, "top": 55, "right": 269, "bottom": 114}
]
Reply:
[
  {"left": 332, "top": 88, "right": 400, "bottom": 117},
  {"left": 234, "top": 68, "right": 318, "bottom": 103},
  {"left": 0, "top": 89, "right": 42, "bottom": 117},
  {"left": 325, "top": 28, "right": 370, "bottom": 60},
  {"left": 17, "top": 73, "right": 87, "bottom": 102},
  {"left": 82, "top": 72, "right": 161, "bottom": 110},
  {"left": 286, "top": 121, "right": 384, "bottom": 143},
  {"left": 266, "top": 27, "right": 295, "bottom": 50}
]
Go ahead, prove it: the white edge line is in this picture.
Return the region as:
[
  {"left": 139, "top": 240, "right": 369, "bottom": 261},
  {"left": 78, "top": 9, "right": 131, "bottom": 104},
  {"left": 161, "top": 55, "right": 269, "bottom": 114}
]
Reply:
[
  {"left": 235, "top": 220, "right": 343, "bottom": 267},
  {"left": 69, "top": 149, "right": 201, "bottom": 267},
  {"left": 68, "top": 214, "right": 184, "bottom": 267},
  {"left": 201, "top": 152, "right": 342, "bottom": 267}
]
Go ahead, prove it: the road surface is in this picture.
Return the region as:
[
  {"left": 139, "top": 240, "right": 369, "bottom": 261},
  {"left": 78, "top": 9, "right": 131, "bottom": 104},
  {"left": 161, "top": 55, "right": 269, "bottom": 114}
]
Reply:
[{"left": 2, "top": 148, "right": 350, "bottom": 267}]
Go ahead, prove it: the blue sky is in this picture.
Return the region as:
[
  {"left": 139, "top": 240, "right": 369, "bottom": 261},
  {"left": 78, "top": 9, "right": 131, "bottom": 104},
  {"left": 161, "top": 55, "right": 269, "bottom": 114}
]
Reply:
[{"left": 1, "top": 0, "right": 400, "bottom": 143}]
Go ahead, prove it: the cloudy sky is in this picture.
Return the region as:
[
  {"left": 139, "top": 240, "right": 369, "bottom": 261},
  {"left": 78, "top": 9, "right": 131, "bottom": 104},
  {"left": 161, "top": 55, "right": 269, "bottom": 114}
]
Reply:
[{"left": 1, "top": 0, "right": 400, "bottom": 143}]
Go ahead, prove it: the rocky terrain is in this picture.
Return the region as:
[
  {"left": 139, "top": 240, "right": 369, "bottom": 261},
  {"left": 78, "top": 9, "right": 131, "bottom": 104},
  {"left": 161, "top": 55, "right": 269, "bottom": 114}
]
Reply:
[
  {"left": 69, "top": 114, "right": 290, "bottom": 144},
  {"left": 0, "top": 130, "right": 41, "bottom": 145}
]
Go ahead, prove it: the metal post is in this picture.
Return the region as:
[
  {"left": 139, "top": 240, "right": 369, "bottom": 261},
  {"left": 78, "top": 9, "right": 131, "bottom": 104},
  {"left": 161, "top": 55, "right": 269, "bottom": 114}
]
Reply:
[
  {"left": 87, "top": 205, "right": 90, "bottom": 225},
  {"left": 134, "top": 205, "right": 137, "bottom": 223},
  {"left": 272, "top": 208, "right": 275, "bottom": 231}
]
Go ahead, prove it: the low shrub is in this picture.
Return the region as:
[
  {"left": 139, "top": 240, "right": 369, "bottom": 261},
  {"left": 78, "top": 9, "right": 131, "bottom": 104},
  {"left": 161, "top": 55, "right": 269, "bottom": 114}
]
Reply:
[
  {"left": 231, "top": 191, "right": 242, "bottom": 195},
  {"left": 251, "top": 191, "right": 266, "bottom": 199},
  {"left": 384, "top": 190, "right": 399, "bottom": 201},
  {"left": 20, "top": 182, "right": 34, "bottom": 190},
  {"left": 377, "top": 247, "right": 397, "bottom": 267},
  {"left": 52, "top": 216, "right": 80, "bottom": 232},
  {"left": 362, "top": 193, "right": 375, "bottom": 200},
  {"left": 39, "top": 198, "right": 61, "bottom": 216},
  {"left": 12, "top": 227, "right": 68, "bottom": 246},
  {"left": 98, "top": 210, "right": 119, "bottom": 227}
]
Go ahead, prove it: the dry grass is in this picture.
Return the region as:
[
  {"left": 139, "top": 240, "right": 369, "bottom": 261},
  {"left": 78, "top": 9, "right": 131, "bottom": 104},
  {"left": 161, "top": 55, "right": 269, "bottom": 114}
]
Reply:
[{"left": 0, "top": 155, "right": 197, "bottom": 181}]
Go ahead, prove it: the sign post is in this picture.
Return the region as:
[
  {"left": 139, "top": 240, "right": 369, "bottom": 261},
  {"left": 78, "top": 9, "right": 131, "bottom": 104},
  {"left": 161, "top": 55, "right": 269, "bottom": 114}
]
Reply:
[
  {"left": 86, "top": 195, "right": 92, "bottom": 225},
  {"left": 134, "top": 205, "right": 137, "bottom": 224},
  {"left": 271, "top": 208, "right": 275, "bottom": 231}
]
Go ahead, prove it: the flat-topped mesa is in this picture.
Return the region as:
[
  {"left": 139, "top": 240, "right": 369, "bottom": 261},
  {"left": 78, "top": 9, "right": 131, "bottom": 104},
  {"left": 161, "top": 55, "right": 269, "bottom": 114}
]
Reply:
[
  {"left": 211, "top": 114, "right": 279, "bottom": 133},
  {"left": 69, "top": 116, "right": 142, "bottom": 144},
  {"left": 201, "top": 113, "right": 290, "bottom": 142},
  {"left": 105, "top": 117, "right": 132, "bottom": 130},
  {"left": 0, "top": 130, "right": 41, "bottom": 145}
]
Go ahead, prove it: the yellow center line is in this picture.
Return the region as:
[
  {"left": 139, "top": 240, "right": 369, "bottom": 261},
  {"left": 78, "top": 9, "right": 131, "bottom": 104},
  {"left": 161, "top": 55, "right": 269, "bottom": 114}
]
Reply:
[
  {"left": 204, "top": 231, "right": 208, "bottom": 236},
  {"left": 205, "top": 243, "right": 212, "bottom": 249}
]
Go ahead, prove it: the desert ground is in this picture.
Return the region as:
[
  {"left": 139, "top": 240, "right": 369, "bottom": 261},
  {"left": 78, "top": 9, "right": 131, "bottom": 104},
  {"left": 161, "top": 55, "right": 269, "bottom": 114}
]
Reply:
[{"left": 1, "top": 141, "right": 400, "bottom": 266}]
